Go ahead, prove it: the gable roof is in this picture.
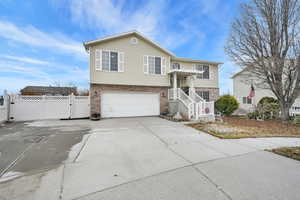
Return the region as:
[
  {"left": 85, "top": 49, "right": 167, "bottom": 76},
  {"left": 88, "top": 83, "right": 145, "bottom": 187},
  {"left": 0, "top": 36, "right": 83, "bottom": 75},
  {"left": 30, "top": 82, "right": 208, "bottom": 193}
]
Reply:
[
  {"left": 83, "top": 30, "right": 176, "bottom": 57},
  {"left": 231, "top": 67, "right": 249, "bottom": 79},
  {"left": 83, "top": 30, "right": 223, "bottom": 65}
]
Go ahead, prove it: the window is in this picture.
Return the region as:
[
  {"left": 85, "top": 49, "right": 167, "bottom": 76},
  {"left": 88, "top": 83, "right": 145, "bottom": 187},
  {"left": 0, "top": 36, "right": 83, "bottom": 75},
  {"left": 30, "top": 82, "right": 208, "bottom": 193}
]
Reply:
[
  {"left": 196, "top": 91, "right": 210, "bottom": 101},
  {"left": 144, "top": 55, "right": 165, "bottom": 75},
  {"left": 242, "top": 97, "right": 252, "bottom": 104},
  {"left": 110, "top": 51, "right": 118, "bottom": 71},
  {"left": 95, "top": 49, "right": 124, "bottom": 72},
  {"left": 292, "top": 106, "right": 300, "bottom": 111},
  {"left": 148, "top": 56, "right": 155, "bottom": 74},
  {"left": 130, "top": 37, "right": 138, "bottom": 44},
  {"left": 155, "top": 57, "right": 161, "bottom": 74},
  {"left": 172, "top": 63, "right": 180, "bottom": 69},
  {"left": 195, "top": 64, "right": 209, "bottom": 79},
  {"left": 0, "top": 96, "right": 4, "bottom": 106},
  {"left": 203, "top": 65, "right": 209, "bottom": 79},
  {"left": 102, "top": 51, "right": 110, "bottom": 71}
]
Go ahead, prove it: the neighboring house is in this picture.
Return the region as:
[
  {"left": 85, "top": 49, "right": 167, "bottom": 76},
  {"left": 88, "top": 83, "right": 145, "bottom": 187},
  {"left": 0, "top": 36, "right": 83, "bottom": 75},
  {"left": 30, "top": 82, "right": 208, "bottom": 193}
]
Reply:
[
  {"left": 20, "top": 86, "right": 77, "bottom": 96},
  {"left": 232, "top": 68, "right": 300, "bottom": 115},
  {"left": 83, "top": 31, "right": 222, "bottom": 119}
]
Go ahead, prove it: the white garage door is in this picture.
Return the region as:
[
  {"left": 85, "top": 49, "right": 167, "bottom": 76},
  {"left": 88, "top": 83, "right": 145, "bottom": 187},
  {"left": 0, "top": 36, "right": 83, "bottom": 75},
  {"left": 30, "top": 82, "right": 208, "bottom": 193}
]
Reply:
[{"left": 101, "top": 91, "right": 160, "bottom": 118}]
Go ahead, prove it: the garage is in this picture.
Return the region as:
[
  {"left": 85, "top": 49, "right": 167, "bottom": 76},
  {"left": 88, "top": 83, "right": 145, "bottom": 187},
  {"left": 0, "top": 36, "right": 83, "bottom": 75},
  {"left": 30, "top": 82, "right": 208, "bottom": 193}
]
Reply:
[{"left": 101, "top": 91, "right": 160, "bottom": 118}]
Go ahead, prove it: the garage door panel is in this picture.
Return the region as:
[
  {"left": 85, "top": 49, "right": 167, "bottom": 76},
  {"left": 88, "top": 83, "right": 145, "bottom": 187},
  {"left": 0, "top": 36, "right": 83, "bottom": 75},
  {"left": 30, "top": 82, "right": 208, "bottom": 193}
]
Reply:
[{"left": 101, "top": 92, "right": 160, "bottom": 118}]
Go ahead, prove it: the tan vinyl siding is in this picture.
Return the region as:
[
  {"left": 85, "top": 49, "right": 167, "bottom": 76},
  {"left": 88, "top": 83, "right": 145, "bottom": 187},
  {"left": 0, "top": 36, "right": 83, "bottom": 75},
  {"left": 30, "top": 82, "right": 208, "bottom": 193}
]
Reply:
[{"left": 89, "top": 34, "right": 171, "bottom": 87}]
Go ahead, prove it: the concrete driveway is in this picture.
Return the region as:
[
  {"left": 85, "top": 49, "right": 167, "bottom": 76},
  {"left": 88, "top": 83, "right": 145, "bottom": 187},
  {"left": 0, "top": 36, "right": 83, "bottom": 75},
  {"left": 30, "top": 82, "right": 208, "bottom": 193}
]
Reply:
[{"left": 1, "top": 117, "right": 300, "bottom": 200}]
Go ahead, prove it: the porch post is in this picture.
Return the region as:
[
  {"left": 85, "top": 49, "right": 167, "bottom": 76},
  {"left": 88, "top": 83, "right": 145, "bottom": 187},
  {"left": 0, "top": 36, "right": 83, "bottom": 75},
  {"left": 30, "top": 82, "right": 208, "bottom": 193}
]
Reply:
[
  {"left": 189, "top": 75, "right": 195, "bottom": 93},
  {"left": 173, "top": 72, "right": 177, "bottom": 99}
]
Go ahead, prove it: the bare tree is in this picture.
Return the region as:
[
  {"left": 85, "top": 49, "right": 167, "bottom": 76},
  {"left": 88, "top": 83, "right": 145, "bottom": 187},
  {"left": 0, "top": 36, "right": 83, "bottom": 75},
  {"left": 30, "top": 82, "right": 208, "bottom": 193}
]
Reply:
[{"left": 225, "top": 0, "right": 300, "bottom": 120}]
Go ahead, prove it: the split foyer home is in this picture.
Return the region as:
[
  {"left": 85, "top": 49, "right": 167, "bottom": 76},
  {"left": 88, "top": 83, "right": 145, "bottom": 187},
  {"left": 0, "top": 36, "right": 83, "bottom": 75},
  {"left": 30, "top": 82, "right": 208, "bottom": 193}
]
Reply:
[
  {"left": 232, "top": 68, "right": 300, "bottom": 116},
  {"left": 83, "top": 31, "right": 222, "bottom": 120}
]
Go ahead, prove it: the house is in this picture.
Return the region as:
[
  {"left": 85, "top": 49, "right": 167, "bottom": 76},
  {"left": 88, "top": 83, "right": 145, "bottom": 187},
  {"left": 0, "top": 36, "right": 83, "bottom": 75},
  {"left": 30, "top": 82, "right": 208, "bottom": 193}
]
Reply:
[
  {"left": 232, "top": 68, "right": 300, "bottom": 115},
  {"left": 83, "top": 31, "right": 222, "bottom": 120},
  {"left": 20, "top": 86, "right": 77, "bottom": 96}
]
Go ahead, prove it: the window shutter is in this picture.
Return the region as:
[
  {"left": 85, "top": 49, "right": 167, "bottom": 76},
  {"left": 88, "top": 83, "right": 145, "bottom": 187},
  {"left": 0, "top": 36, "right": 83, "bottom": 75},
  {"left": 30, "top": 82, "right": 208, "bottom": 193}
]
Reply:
[
  {"left": 95, "top": 49, "right": 102, "bottom": 70},
  {"left": 118, "top": 52, "right": 124, "bottom": 72},
  {"left": 143, "top": 55, "right": 148, "bottom": 74},
  {"left": 161, "top": 57, "right": 166, "bottom": 75}
]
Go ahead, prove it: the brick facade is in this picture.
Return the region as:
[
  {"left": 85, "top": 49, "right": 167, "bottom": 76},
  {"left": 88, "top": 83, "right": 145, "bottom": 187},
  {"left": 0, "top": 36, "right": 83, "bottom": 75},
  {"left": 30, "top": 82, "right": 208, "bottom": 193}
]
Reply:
[
  {"left": 90, "top": 83, "right": 169, "bottom": 116},
  {"left": 195, "top": 87, "right": 219, "bottom": 101}
]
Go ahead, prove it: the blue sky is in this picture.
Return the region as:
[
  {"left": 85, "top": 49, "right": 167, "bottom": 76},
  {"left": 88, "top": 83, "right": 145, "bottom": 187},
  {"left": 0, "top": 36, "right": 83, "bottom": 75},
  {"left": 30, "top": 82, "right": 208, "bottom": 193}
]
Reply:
[{"left": 0, "top": 0, "right": 241, "bottom": 94}]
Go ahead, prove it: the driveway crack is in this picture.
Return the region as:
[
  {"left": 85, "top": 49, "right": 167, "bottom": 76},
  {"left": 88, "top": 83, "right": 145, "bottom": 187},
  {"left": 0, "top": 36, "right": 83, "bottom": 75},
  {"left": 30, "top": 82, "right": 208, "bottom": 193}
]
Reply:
[
  {"left": 0, "top": 136, "right": 49, "bottom": 178},
  {"left": 140, "top": 122, "right": 233, "bottom": 200},
  {"left": 73, "top": 133, "right": 92, "bottom": 162},
  {"left": 193, "top": 167, "right": 233, "bottom": 200}
]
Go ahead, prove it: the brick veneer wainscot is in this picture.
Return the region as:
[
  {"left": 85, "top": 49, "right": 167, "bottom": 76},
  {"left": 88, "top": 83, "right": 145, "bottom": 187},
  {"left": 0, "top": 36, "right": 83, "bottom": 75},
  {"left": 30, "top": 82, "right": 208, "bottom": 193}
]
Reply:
[{"left": 90, "top": 84, "right": 169, "bottom": 116}]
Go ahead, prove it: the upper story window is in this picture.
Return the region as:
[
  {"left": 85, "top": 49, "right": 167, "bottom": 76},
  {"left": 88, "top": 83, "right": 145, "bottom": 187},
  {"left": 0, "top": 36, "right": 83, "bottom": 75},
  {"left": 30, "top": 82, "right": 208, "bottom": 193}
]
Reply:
[
  {"left": 172, "top": 63, "right": 180, "bottom": 70},
  {"left": 194, "top": 64, "right": 210, "bottom": 79},
  {"left": 242, "top": 97, "right": 252, "bottom": 104},
  {"left": 143, "top": 55, "right": 166, "bottom": 75},
  {"left": 95, "top": 49, "right": 124, "bottom": 72}
]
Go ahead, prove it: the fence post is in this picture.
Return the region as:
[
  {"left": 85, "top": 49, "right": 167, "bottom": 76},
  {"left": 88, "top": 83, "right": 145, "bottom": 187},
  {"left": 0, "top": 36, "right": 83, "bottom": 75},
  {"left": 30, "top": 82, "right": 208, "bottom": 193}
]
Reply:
[
  {"left": 196, "top": 103, "right": 199, "bottom": 120},
  {"left": 3, "top": 90, "right": 8, "bottom": 121},
  {"left": 69, "top": 93, "right": 74, "bottom": 119}
]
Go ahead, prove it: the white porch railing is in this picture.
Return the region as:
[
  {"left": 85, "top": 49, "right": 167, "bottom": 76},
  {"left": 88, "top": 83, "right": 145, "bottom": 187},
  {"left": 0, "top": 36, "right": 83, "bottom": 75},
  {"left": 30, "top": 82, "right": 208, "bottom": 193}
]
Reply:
[
  {"left": 168, "top": 88, "right": 194, "bottom": 119},
  {"left": 189, "top": 89, "right": 214, "bottom": 118},
  {"left": 196, "top": 101, "right": 214, "bottom": 116},
  {"left": 189, "top": 89, "right": 205, "bottom": 103},
  {"left": 168, "top": 88, "right": 215, "bottom": 120}
]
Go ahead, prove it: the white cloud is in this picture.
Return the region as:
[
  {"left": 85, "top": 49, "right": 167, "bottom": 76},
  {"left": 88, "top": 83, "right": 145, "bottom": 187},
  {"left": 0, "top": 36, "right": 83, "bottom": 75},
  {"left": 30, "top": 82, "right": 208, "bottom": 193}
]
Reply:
[
  {"left": 68, "top": 0, "right": 162, "bottom": 36},
  {"left": 53, "top": 0, "right": 205, "bottom": 50},
  {"left": 0, "top": 55, "right": 50, "bottom": 65},
  {"left": 0, "top": 20, "right": 87, "bottom": 60},
  {"left": 0, "top": 57, "right": 88, "bottom": 93}
]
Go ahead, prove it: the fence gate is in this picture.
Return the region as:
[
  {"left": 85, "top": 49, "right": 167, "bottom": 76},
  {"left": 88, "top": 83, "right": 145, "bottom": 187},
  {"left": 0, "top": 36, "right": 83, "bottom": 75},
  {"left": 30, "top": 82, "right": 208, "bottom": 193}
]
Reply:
[{"left": 9, "top": 94, "right": 90, "bottom": 121}]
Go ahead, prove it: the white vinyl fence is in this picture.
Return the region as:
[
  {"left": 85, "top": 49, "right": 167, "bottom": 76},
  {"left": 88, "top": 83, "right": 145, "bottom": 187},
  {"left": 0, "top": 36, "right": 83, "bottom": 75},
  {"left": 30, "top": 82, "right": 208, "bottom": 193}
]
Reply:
[
  {"left": 0, "top": 91, "right": 9, "bottom": 123},
  {"left": 9, "top": 94, "right": 90, "bottom": 121}
]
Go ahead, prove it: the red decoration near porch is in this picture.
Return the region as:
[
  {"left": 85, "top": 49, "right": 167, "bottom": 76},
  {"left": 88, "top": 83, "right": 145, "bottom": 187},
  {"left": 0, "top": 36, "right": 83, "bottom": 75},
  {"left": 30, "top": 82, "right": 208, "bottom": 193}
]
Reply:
[{"left": 205, "top": 107, "right": 210, "bottom": 114}]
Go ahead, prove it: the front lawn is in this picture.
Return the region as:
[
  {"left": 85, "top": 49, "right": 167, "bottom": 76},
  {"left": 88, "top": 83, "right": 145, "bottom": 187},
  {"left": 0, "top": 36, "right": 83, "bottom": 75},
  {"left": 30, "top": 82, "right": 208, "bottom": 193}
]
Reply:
[
  {"left": 188, "top": 117, "right": 300, "bottom": 139},
  {"left": 268, "top": 147, "right": 300, "bottom": 161}
]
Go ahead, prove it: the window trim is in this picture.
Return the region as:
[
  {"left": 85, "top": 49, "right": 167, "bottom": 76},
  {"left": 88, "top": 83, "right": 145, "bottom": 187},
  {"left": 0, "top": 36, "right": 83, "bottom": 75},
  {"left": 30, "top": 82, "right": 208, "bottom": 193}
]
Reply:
[
  {"left": 172, "top": 62, "right": 181, "bottom": 70},
  {"left": 143, "top": 55, "right": 166, "bottom": 75},
  {"left": 196, "top": 91, "right": 210, "bottom": 102},
  {"left": 242, "top": 97, "right": 252, "bottom": 104},
  {"left": 194, "top": 64, "right": 210, "bottom": 79},
  {"left": 95, "top": 49, "right": 124, "bottom": 73}
]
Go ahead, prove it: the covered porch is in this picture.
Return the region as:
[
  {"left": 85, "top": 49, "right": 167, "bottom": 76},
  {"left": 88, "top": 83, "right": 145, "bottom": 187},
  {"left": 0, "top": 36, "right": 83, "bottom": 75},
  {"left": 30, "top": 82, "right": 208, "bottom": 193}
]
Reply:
[{"left": 167, "top": 68, "right": 215, "bottom": 121}]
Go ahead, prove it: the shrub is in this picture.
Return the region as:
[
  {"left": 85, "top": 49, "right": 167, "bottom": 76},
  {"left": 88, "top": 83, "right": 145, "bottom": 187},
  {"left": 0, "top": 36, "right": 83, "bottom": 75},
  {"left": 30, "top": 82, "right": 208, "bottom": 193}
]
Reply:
[
  {"left": 293, "top": 115, "right": 300, "bottom": 124},
  {"left": 247, "top": 111, "right": 259, "bottom": 119},
  {"left": 215, "top": 95, "right": 239, "bottom": 116},
  {"left": 257, "top": 97, "right": 279, "bottom": 120},
  {"left": 258, "top": 97, "right": 279, "bottom": 104}
]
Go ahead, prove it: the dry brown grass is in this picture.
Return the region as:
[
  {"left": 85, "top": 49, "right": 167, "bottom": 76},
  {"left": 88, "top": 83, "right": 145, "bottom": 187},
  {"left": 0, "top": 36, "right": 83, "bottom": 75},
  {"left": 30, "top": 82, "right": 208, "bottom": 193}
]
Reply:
[
  {"left": 268, "top": 147, "right": 300, "bottom": 161},
  {"left": 187, "top": 117, "right": 300, "bottom": 139}
]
